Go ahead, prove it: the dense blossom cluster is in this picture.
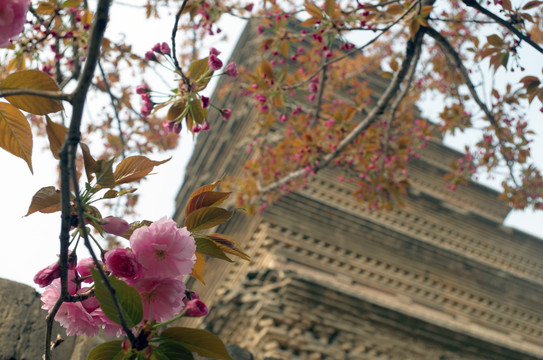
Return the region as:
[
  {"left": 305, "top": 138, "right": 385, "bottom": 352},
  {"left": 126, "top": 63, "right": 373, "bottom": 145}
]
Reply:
[
  {"left": 37, "top": 217, "right": 205, "bottom": 336},
  {"left": 0, "top": 0, "right": 30, "bottom": 48}
]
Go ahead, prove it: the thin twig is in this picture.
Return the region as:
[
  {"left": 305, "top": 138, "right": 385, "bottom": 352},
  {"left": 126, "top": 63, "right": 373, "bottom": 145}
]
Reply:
[
  {"left": 310, "top": 57, "right": 328, "bottom": 127},
  {"left": 259, "top": 28, "right": 426, "bottom": 194},
  {"left": 98, "top": 60, "right": 126, "bottom": 158},
  {"left": 283, "top": 0, "right": 418, "bottom": 91},
  {"left": 462, "top": 0, "right": 543, "bottom": 55},
  {"left": 171, "top": 0, "right": 191, "bottom": 87},
  {"left": 425, "top": 26, "right": 520, "bottom": 187}
]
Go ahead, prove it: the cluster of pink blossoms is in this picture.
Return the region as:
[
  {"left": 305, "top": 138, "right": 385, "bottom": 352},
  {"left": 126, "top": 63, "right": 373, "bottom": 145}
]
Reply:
[
  {"left": 0, "top": 0, "right": 30, "bottom": 48},
  {"left": 37, "top": 217, "right": 207, "bottom": 337}
]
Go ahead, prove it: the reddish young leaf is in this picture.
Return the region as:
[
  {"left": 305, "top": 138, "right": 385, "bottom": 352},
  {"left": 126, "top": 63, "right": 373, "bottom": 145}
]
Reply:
[{"left": 185, "top": 191, "right": 231, "bottom": 218}]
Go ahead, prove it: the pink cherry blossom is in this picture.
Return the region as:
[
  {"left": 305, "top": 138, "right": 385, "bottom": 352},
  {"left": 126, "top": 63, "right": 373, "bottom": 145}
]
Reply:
[
  {"left": 105, "top": 248, "right": 141, "bottom": 280},
  {"left": 91, "top": 308, "right": 124, "bottom": 337},
  {"left": 209, "top": 47, "right": 221, "bottom": 56},
  {"left": 34, "top": 261, "right": 60, "bottom": 288},
  {"left": 133, "top": 277, "right": 186, "bottom": 322},
  {"left": 0, "top": 0, "right": 30, "bottom": 48},
  {"left": 129, "top": 217, "right": 196, "bottom": 279},
  {"left": 102, "top": 216, "right": 130, "bottom": 236},
  {"left": 41, "top": 273, "right": 99, "bottom": 337},
  {"left": 76, "top": 257, "right": 98, "bottom": 283}
]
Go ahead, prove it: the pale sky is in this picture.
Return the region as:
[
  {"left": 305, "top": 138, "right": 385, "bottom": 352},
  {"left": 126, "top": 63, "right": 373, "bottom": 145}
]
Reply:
[{"left": 0, "top": 2, "right": 541, "bottom": 289}]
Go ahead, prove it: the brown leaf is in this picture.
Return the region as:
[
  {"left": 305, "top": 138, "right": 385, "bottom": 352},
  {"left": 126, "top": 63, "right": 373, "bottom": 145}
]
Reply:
[
  {"left": 185, "top": 191, "right": 231, "bottom": 218},
  {"left": 184, "top": 207, "right": 233, "bottom": 232},
  {"left": 0, "top": 102, "right": 33, "bottom": 173},
  {"left": 208, "top": 233, "right": 250, "bottom": 261},
  {"left": 80, "top": 142, "right": 98, "bottom": 182},
  {"left": 113, "top": 156, "right": 170, "bottom": 185},
  {"left": 45, "top": 116, "right": 67, "bottom": 160},
  {"left": 25, "top": 186, "right": 61, "bottom": 216},
  {"left": 0, "top": 70, "right": 63, "bottom": 115},
  {"left": 190, "top": 252, "right": 206, "bottom": 284}
]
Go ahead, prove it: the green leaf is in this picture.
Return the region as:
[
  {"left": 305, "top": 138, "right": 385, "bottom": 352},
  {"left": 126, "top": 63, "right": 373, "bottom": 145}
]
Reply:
[
  {"left": 194, "top": 236, "right": 233, "bottom": 262},
  {"left": 45, "top": 115, "right": 67, "bottom": 160},
  {"left": 91, "top": 269, "right": 143, "bottom": 328},
  {"left": 0, "top": 102, "right": 33, "bottom": 173},
  {"left": 113, "top": 155, "right": 170, "bottom": 185},
  {"left": 185, "top": 191, "right": 230, "bottom": 218},
  {"left": 88, "top": 341, "right": 123, "bottom": 360},
  {"left": 25, "top": 186, "right": 61, "bottom": 216},
  {"left": 161, "top": 327, "right": 233, "bottom": 360},
  {"left": 154, "top": 341, "right": 194, "bottom": 360},
  {"left": 184, "top": 207, "right": 233, "bottom": 232},
  {"left": 0, "top": 70, "right": 63, "bottom": 115}
]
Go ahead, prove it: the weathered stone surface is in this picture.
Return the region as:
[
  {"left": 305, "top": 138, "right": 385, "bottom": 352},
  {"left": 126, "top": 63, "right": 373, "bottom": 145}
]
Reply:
[
  {"left": 0, "top": 278, "right": 76, "bottom": 360},
  {"left": 194, "top": 343, "right": 255, "bottom": 360}
]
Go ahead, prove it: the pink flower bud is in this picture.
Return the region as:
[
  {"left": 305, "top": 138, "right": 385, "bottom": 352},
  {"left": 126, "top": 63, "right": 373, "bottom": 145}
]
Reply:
[
  {"left": 209, "top": 47, "right": 221, "bottom": 56},
  {"left": 201, "top": 122, "right": 210, "bottom": 131},
  {"left": 254, "top": 94, "right": 267, "bottom": 103},
  {"left": 160, "top": 42, "right": 170, "bottom": 55},
  {"left": 192, "top": 124, "right": 202, "bottom": 133},
  {"left": 200, "top": 95, "right": 210, "bottom": 109},
  {"left": 105, "top": 248, "right": 141, "bottom": 280},
  {"left": 136, "top": 84, "right": 149, "bottom": 94},
  {"left": 221, "top": 108, "right": 232, "bottom": 121},
  {"left": 224, "top": 62, "right": 238, "bottom": 77},
  {"left": 101, "top": 216, "right": 130, "bottom": 236},
  {"left": 144, "top": 51, "right": 156, "bottom": 61},
  {"left": 257, "top": 25, "right": 264, "bottom": 34},
  {"left": 208, "top": 54, "right": 223, "bottom": 71},
  {"left": 278, "top": 114, "right": 288, "bottom": 122},
  {"left": 152, "top": 43, "right": 161, "bottom": 52},
  {"left": 184, "top": 299, "right": 209, "bottom": 317}
]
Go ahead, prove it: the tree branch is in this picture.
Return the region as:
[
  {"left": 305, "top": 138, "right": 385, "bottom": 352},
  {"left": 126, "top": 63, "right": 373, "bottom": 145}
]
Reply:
[
  {"left": 462, "top": 0, "right": 543, "bottom": 55},
  {"left": 259, "top": 28, "right": 426, "bottom": 194},
  {"left": 46, "top": 0, "right": 137, "bottom": 358}
]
